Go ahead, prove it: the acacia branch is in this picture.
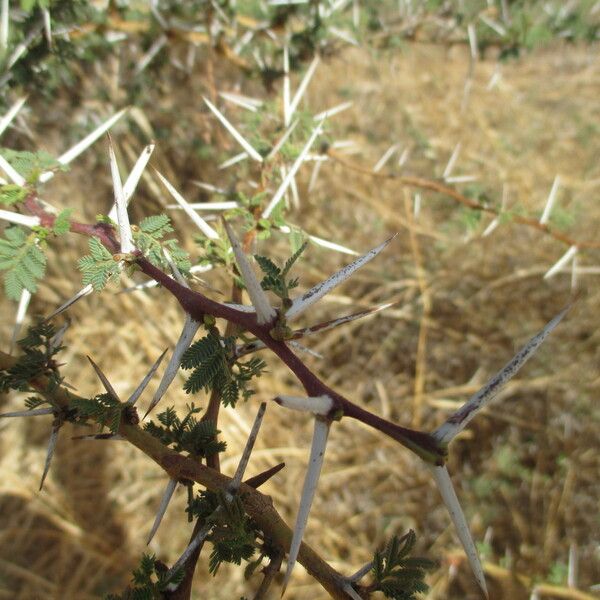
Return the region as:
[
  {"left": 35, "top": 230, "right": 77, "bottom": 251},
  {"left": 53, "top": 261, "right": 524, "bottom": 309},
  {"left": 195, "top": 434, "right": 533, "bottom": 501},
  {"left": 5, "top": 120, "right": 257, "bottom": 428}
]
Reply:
[
  {"left": 328, "top": 150, "right": 600, "bottom": 250},
  {"left": 0, "top": 349, "right": 355, "bottom": 600}
]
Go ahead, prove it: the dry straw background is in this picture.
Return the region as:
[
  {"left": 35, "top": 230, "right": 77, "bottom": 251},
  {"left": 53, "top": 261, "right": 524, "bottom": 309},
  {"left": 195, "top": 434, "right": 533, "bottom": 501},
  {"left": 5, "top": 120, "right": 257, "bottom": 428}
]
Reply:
[{"left": 1, "top": 37, "right": 599, "bottom": 600}]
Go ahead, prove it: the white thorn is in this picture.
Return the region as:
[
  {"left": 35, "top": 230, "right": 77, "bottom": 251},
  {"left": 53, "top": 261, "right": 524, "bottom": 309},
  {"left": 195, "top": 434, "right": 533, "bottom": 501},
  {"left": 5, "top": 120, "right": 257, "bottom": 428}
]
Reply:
[
  {"left": 286, "top": 235, "right": 395, "bottom": 321},
  {"left": 413, "top": 194, "right": 421, "bottom": 220},
  {"left": 429, "top": 465, "right": 488, "bottom": 597},
  {"left": 155, "top": 170, "right": 220, "bottom": 240},
  {"left": 147, "top": 478, "right": 178, "bottom": 544},
  {"left": 223, "top": 220, "right": 276, "bottom": 325},
  {"left": 0, "top": 407, "right": 54, "bottom": 418},
  {"left": 218, "top": 151, "right": 248, "bottom": 170},
  {"left": 443, "top": 142, "right": 462, "bottom": 179},
  {"left": 314, "top": 101, "right": 353, "bottom": 121},
  {"left": 544, "top": 245, "right": 578, "bottom": 279},
  {"left": 108, "top": 137, "right": 134, "bottom": 254},
  {"left": 568, "top": 543, "right": 578, "bottom": 588},
  {"left": 283, "top": 43, "right": 291, "bottom": 126},
  {"left": 127, "top": 349, "right": 168, "bottom": 406},
  {"left": 219, "top": 91, "right": 262, "bottom": 112},
  {"left": 45, "top": 284, "right": 93, "bottom": 320},
  {"left": 203, "top": 97, "right": 263, "bottom": 162},
  {"left": 262, "top": 123, "right": 323, "bottom": 218},
  {"left": 87, "top": 355, "right": 120, "bottom": 401},
  {"left": 144, "top": 316, "right": 200, "bottom": 418},
  {"left": 266, "top": 119, "right": 299, "bottom": 161},
  {"left": 274, "top": 395, "right": 334, "bottom": 416},
  {"left": 10, "top": 288, "right": 31, "bottom": 353},
  {"left": 328, "top": 26, "right": 359, "bottom": 45},
  {"left": 373, "top": 144, "right": 399, "bottom": 173},
  {"left": 229, "top": 402, "right": 267, "bottom": 493},
  {"left": 282, "top": 418, "right": 330, "bottom": 593},
  {"left": 39, "top": 425, "right": 60, "bottom": 491},
  {"left": 39, "top": 109, "right": 128, "bottom": 183},
  {"left": 0, "top": 97, "right": 27, "bottom": 138},
  {"left": 0, "top": 0, "right": 8, "bottom": 54},
  {"left": 0, "top": 154, "right": 26, "bottom": 186},
  {"left": 134, "top": 35, "right": 167, "bottom": 76},
  {"left": 167, "top": 201, "right": 238, "bottom": 211},
  {"left": 288, "top": 55, "right": 320, "bottom": 120},
  {"left": 42, "top": 8, "right": 51, "bottom": 46},
  {"left": 0, "top": 209, "right": 40, "bottom": 228},
  {"left": 540, "top": 175, "right": 561, "bottom": 225},
  {"left": 467, "top": 23, "right": 478, "bottom": 61},
  {"left": 308, "top": 160, "right": 322, "bottom": 193},
  {"left": 288, "top": 341, "right": 324, "bottom": 359},
  {"left": 433, "top": 302, "right": 572, "bottom": 446}
]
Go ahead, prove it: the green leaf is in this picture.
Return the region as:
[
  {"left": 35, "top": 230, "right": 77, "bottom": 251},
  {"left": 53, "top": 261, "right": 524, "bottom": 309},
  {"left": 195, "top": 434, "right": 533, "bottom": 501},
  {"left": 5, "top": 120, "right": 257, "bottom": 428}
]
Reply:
[
  {"left": 0, "top": 226, "right": 47, "bottom": 300},
  {"left": 78, "top": 237, "right": 120, "bottom": 291},
  {"left": 0, "top": 184, "right": 28, "bottom": 206},
  {"left": 52, "top": 208, "right": 73, "bottom": 235}
]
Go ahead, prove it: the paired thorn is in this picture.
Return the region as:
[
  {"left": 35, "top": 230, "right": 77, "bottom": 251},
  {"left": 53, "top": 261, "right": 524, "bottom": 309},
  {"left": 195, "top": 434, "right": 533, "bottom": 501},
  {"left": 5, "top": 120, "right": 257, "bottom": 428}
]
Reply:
[
  {"left": 108, "top": 136, "right": 134, "bottom": 254},
  {"left": 10, "top": 288, "right": 31, "bottom": 353},
  {"left": 87, "top": 355, "right": 120, "bottom": 401},
  {"left": 108, "top": 143, "right": 155, "bottom": 222}
]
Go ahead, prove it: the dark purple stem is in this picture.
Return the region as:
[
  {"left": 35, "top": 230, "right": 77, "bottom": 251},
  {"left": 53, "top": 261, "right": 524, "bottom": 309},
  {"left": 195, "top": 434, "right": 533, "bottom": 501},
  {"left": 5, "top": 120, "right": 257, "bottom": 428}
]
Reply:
[{"left": 23, "top": 197, "right": 445, "bottom": 464}]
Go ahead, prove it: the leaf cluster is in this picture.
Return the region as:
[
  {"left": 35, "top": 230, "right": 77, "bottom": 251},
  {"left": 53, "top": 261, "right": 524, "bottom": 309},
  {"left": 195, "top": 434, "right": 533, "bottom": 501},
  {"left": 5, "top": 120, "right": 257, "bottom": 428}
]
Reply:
[
  {"left": 0, "top": 322, "right": 63, "bottom": 394},
  {"left": 0, "top": 148, "right": 67, "bottom": 183},
  {"left": 133, "top": 214, "right": 190, "bottom": 274},
  {"left": 370, "top": 531, "right": 436, "bottom": 600},
  {"left": 78, "top": 237, "right": 121, "bottom": 291},
  {"left": 254, "top": 241, "right": 307, "bottom": 302},
  {"left": 70, "top": 393, "right": 122, "bottom": 433},
  {"left": 187, "top": 491, "right": 258, "bottom": 575},
  {"left": 104, "top": 553, "right": 184, "bottom": 600},
  {"left": 181, "top": 331, "right": 266, "bottom": 408},
  {"left": 0, "top": 226, "right": 47, "bottom": 300},
  {"left": 144, "top": 404, "right": 226, "bottom": 458}
]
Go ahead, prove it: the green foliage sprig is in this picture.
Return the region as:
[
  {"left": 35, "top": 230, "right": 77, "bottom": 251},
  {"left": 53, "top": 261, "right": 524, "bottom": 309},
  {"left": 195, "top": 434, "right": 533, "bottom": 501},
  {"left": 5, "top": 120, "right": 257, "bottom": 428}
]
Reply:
[
  {"left": 187, "top": 490, "right": 258, "bottom": 575},
  {"left": 0, "top": 225, "right": 47, "bottom": 300},
  {"left": 105, "top": 553, "right": 184, "bottom": 600},
  {"left": 254, "top": 240, "right": 307, "bottom": 303},
  {"left": 132, "top": 214, "right": 190, "bottom": 274},
  {"left": 144, "top": 404, "right": 226, "bottom": 458},
  {"left": 70, "top": 393, "right": 123, "bottom": 433},
  {"left": 180, "top": 330, "right": 266, "bottom": 408},
  {"left": 78, "top": 236, "right": 121, "bottom": 290},
  {"left": 370, "top": 531, "right": 436, "bottom": 600},
  {"left": 0, "top": 321, "right": 63, "bottom": 393}
]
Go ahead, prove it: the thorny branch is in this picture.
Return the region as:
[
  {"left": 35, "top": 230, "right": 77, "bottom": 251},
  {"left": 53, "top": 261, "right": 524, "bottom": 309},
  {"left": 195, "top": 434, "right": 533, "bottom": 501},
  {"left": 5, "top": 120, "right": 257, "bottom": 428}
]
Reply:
[
  {"left": 0, "top": 348, "right": 359, "bottom": 600},
  {"left": 327, "top": 149, "right": 600, "bottom": 250}
]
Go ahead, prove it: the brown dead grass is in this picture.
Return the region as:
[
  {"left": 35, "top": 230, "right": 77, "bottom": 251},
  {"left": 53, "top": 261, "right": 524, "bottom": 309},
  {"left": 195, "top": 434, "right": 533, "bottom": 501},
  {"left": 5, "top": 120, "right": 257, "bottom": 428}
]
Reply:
[{"left": 1, "top": 40, "right": 599, "bottom": 600}]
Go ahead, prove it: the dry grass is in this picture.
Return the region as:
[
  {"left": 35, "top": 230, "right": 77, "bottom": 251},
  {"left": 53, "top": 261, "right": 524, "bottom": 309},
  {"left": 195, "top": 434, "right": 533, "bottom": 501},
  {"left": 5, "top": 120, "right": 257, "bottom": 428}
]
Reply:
[{"left": 1, "top": 39, "right": 599, "bottom": 599}]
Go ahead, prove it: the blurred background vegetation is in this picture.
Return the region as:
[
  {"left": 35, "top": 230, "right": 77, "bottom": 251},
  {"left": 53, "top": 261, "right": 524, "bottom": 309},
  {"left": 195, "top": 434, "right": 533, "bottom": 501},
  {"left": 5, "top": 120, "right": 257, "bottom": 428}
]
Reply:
[{"left": 0, "top": 1, "right": 599, "bottom": 598}]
